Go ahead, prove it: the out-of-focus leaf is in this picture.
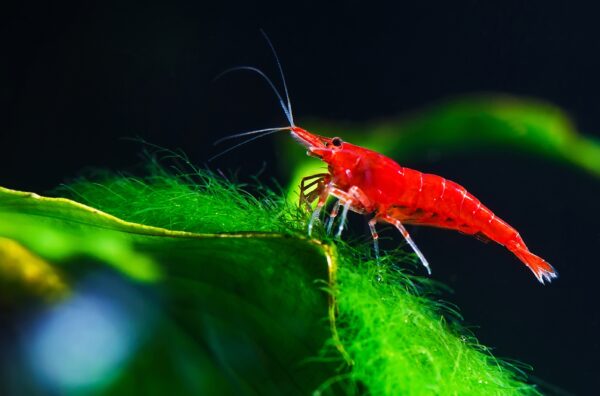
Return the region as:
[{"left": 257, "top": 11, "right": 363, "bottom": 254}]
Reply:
[
  {"left": 283, "top": 95, "right": 600, "bottom": 197},
  {"left": 0, "top": 186, "right": 339, "bottom": 395},
  {"left": 0, "top": 237, "right": 68, "bottom": 304}
]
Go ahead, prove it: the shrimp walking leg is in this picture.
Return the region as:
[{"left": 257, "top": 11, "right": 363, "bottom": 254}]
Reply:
[
  {"left": 335, "top": 203, "right": 351, "bottom": 237},
  {"left": 326, "top": 186, "right": 371, "bottom": 237},
  {"left": 380, "top": 214, "right": 431, "bottom": 274},
  {"left": 368, "top": 218, "right": 380, "bottom": 259},
  {"left": 299, "top": 173, "right": 329, "bottom": 212},
  {"left": 308, "top": 190, "right": 330, "bottom": 236},
  {"left": 300, "top": 174, "right": 331, "bottom": 236},
  {"left": 326, "top": 200, "right": 341, "bottom": 235},
  {"left": 328, "top": 186, "right": 371, "bottom": 213},
  {"left": 308, "top": 205, "right": 323, "bottom": 236}
]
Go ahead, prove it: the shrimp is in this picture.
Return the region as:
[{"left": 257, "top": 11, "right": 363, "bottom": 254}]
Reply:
[
  {"left": 213, "top": 32, "right": 558, "bottom": 284},
  {"left": 293, "top": 127, "right": 558, "bottom": 284}
]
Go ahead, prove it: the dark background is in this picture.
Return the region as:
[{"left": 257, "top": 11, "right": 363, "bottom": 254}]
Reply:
[{"left": 2, "top": 2, "right": 599, "bottom": 394}]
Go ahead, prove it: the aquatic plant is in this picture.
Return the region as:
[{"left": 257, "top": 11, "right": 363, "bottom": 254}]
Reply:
[{"left": 0, "top": 163, "right": 540, "bottom": 395}]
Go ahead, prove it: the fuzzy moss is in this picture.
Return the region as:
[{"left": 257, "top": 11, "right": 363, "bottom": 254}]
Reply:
[
  {"left": 332, "top": 249, "right": 538, "bottom": 395},
  {"left": 58, "top": 162, "right": 304, "bottom": 235},
  {"left": 57, "top": 163, "right": 540, "bottom": 395}
]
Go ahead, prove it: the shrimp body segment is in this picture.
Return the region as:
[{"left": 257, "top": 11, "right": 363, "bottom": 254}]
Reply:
[{"left": 292, "top": 126, "right": 558, "bottom": 284}]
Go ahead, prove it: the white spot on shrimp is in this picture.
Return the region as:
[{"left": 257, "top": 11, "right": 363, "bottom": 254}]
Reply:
[
  {"left": 345, "top": 169, "right": 352, "bottom": 178},
  {"left": 439, "top": 179, "right": 446, "bottom": 200},
  {"left": 458, "top": 189, "right": 467, "bottom": 218}
]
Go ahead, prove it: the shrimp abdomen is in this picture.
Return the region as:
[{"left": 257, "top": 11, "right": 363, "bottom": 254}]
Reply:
[{"left": 389, "top": 171, "right": 558, "bottom": 283}]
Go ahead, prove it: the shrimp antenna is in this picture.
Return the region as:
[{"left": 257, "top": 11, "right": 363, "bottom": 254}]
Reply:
[
  {"left": 210, "top": 31, "right": 296, "bottom": 160},
  {"left": 214, "top": 66, "right": 293, "bottom": 126},
  {"left": 259, "top": 29, "right": 294, "bottom": 126},
  {"left": 213, "top": 126, "right": 291, "bottom": 146},
  {"left": 208, "top": 128, "right": 284, "bottom": 162}
]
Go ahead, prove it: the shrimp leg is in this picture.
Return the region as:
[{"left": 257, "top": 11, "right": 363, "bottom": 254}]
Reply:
[
  {"left": 327, "top": 186, "right": 371, "bottom": 237},
  {"left": 308, "top": 192, "right": 329, "bottom": 236},
  {"left": 368, "top": 218, "right": 380, "bottom": 259},
  {"left": 336, "top": 203, "right": 351, "bottom": 237},
  {"left": 308, "top": 204, "right": 323, "bottom": 236},
  {"left": 378, "top": 214, "right": 431, "bottom": 274},
  {"left": 326, "top": 200, "right": 341, "bottom": 235},
  {"left": 300, "top": 174, "right": 331, "bottom": 236},
  {"left": 299, "top": 173, "right": 329, "bottom": 212}
]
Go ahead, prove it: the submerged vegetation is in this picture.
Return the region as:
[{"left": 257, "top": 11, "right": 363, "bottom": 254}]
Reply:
[{"left": 0, "top": 161, "right": 542, "bottom": 395}]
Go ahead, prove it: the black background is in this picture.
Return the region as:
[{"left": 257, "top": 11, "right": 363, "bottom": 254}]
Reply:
[{"left": 2, "top": 2, "right": 599, "bottom": 394}]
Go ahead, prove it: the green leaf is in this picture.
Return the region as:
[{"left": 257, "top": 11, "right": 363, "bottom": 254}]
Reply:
[{"left": 0, "top": 185, "right": 339, "bottom": 394}]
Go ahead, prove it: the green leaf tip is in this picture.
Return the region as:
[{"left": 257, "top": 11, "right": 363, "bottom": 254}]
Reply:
[{"left": 0, "top": 186, "right": 162, "bottom": 283}]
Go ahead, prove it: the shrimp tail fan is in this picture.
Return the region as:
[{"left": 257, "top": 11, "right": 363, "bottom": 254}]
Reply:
[{"left": 508, "top": 243, "right": 558, "bottom": 284}]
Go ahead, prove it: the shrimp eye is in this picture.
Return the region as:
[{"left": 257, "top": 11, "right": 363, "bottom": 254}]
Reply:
[{"left": 331, "top": 137, "right": 343, "bottom": 147}]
